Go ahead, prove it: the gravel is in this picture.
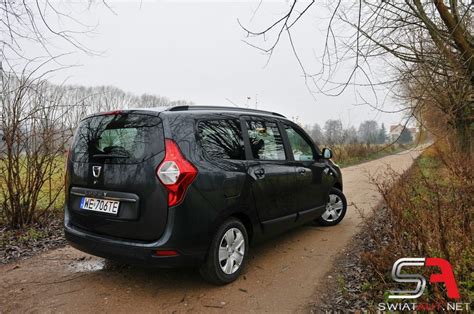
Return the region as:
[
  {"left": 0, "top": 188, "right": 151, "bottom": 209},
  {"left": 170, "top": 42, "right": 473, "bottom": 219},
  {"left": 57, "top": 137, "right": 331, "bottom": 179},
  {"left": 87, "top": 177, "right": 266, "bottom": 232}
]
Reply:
[{"left": 308, "top": 207, "right": 390, "bottom": 313}]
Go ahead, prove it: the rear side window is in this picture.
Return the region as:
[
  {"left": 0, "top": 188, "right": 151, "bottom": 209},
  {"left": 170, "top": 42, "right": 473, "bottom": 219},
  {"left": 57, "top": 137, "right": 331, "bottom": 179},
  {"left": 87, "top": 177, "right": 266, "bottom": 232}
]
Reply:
[
  {"left": 198, "top": 119, "right": 246, "bottom": 160},
  {"left": 71, "top": 113, "right": 164, "bottom": 164},
  {"left": 246, "top": 120, "right": 286, "bottom": 160}
]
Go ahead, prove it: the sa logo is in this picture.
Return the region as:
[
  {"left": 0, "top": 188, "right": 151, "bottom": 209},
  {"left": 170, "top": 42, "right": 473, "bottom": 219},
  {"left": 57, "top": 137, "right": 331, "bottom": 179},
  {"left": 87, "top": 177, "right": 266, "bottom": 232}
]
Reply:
[{"left": 388, "top": 257, "right": 460, "bottom": 300}]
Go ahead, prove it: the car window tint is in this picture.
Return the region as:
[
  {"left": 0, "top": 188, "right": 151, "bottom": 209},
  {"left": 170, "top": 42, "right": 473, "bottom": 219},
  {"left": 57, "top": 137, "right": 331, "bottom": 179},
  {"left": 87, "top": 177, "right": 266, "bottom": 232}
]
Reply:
[
  {"left": 198, "top": 119, "right": 246, "bottom": 160},
  {"left": 71, "top": 113, "right": 164, "bottom": 164},
  {"left": 246, "top": 120, "right": 286, "bottom": 160},
  {"left": 284, "top": 125, "right": 314, "bottom": 161}
]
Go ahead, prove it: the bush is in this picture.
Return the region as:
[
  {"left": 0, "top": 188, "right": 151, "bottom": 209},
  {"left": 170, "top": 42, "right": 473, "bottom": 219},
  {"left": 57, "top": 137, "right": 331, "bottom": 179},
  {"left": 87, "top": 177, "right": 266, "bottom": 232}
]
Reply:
[{"left": 362, "top": 141, "right": 473, "bottom": 302}]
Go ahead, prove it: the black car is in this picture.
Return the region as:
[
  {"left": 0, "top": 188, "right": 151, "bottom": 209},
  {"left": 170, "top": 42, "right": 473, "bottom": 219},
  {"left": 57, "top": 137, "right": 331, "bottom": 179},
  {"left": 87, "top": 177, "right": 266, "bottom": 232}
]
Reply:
[{"left": 64, "top": 105, "right": 347, "bottom": 284}]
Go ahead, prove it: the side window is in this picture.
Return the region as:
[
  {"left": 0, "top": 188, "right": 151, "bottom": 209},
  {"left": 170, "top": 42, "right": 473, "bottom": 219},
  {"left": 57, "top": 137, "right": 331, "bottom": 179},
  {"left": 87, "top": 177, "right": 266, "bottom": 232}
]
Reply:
[
  {"left": 198, "top": 119, "right": 246, "bottom": 160},
  {"left": 246, "top": 120, "right": 286, "bottom": 160},
  {"left": 284, "top": 125, "right": 315, "bottom": 161}
]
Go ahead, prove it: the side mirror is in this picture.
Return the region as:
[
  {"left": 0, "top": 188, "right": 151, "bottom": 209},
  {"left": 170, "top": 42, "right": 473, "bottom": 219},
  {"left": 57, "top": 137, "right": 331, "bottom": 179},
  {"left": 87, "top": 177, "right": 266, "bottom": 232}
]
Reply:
[{"left": 322, "top": 148, "right": 333, "bottom": 159}]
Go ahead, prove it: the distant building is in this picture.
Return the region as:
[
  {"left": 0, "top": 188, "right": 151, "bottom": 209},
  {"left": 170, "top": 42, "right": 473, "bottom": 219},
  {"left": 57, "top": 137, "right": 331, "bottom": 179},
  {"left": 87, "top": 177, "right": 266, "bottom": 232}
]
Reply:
[{"left": 389, "top": 124, "right": 418, "bottom": 142}]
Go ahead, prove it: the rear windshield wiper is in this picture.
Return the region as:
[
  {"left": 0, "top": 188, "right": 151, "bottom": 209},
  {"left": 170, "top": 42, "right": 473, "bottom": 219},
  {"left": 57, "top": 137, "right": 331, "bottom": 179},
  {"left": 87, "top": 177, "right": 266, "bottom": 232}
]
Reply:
[{"left": 92, "top": 154, "right": 128, "bottom": 159}]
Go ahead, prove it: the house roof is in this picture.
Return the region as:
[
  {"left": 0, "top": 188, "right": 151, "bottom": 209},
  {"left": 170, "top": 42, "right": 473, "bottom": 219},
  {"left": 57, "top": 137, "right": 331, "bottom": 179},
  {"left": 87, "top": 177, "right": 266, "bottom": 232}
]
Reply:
[{"left": 389, "top": 124, "right": 417, "bottom": 134}]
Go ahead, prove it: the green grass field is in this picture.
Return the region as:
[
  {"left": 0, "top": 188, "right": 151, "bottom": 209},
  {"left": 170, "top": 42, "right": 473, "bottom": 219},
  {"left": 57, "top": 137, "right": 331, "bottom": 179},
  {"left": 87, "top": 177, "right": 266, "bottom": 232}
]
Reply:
[{"left": 0, "top": 156, "right": 66, "bottom": 216}]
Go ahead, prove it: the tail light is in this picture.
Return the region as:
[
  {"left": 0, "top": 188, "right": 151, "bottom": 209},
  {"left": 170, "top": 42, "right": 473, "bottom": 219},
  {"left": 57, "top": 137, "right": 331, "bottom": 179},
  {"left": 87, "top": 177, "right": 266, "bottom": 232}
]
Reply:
[{"left": 156, "top": 139, "right": 198, "bottom": 207}]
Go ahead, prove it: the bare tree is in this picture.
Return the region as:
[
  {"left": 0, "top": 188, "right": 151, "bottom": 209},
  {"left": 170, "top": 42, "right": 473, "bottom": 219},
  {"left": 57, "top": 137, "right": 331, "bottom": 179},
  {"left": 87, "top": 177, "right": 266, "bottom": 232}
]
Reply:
[
  {"left": 324, "top": 119, "right": 344, "bottom": 145},
  {"left": 241, "top": 1, "right": 473, "bottom": 152},
  {"left": 358, "top": 120, "right": 379, "bottom": 145},
  {"left": 0, "top": 67, "right": 192, "bottom": 228},
  {"left": 0, "top": 1, "right": 196, "bottom": 229},
  {"left": 0, "top": 70, "right": 70, "bottom": 227},
  {"left": 0, "top": 1, "right": 103, "bottom": 69},
  {"left": 304, "top": 123, "right": 325, "bottom": 144},
  {"left": 343, "top": 126, "right": 359, "bottom": 145}
]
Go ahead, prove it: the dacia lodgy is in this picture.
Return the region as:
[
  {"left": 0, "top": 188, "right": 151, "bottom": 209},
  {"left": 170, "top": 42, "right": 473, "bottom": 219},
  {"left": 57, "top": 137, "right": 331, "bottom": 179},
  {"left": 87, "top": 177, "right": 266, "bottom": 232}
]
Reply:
[{"left": 64, "top": 106, "right": 347, "bottom": 284}]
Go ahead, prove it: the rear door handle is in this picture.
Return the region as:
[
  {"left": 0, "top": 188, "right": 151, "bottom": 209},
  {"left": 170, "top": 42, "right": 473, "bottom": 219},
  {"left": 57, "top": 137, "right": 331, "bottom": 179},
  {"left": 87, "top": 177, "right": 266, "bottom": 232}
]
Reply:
[
  {"left": 298, "top": 168, "right": 306, "bottom": 175},
  {"left": 254, "top": 168, "right": 265, "bottom": 178}
]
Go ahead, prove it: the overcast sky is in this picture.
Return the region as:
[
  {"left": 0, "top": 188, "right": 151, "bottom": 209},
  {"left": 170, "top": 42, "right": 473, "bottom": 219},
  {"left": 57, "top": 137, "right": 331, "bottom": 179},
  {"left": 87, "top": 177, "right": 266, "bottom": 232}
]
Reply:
[{"left": 36, "top": 0, "right": 404, "bottom": 128}]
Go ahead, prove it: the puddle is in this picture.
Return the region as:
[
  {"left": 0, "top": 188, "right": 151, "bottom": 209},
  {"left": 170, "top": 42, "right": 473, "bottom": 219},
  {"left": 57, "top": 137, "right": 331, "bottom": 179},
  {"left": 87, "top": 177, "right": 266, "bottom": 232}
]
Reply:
[{"left": 68, "top": 259, "right": 106, "bottom": 273}]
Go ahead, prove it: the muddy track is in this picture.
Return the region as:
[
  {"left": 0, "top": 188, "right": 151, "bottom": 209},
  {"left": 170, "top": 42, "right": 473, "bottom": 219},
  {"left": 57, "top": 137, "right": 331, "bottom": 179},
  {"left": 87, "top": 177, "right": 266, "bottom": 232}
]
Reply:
[{"left": 0, "top": 147, "right": 424, "bottom": 313}]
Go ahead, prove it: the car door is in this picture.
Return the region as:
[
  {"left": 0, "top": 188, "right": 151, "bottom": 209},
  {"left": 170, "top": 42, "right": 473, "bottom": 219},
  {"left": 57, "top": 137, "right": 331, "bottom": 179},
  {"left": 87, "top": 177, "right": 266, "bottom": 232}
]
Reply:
[
  {"left": 282, "top": 123, "right": 331, "bottom": 218},
  {"left": 242, "top": 117, "right": 298, "bottom": 232}
]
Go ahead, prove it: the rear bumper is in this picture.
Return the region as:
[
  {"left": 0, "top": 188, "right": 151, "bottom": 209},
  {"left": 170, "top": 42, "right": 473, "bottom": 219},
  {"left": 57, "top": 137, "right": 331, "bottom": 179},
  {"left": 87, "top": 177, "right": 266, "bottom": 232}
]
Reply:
[{"left": 64, "top": 206, "right": 207, "bottom": 268}]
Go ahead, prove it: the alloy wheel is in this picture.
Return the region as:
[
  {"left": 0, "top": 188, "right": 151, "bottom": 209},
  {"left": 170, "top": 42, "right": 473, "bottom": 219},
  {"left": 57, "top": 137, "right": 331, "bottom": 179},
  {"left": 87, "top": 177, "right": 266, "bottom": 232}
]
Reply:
[
  {"left": 218, "top": 228, "right": 245, "bottom": 275},
  {"left": 321, "top": 194, "right": 344, "bottom": 222}
]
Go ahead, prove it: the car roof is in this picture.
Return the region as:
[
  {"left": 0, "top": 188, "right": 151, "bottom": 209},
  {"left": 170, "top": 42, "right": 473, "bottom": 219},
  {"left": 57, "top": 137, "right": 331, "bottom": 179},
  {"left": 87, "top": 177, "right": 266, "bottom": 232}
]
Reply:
[
  {"left": 133, "top": 105, "right": 287, "bottom": 119},
  {"left": 83, "top": 105, "right": 288, "bottom": 122}
]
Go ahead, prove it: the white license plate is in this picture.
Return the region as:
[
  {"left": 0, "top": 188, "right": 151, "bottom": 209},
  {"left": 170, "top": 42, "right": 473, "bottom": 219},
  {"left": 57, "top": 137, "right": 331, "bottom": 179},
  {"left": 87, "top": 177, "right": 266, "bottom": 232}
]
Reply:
[{"left": 80, "top": 197, "right": 120, "bottom": 215}]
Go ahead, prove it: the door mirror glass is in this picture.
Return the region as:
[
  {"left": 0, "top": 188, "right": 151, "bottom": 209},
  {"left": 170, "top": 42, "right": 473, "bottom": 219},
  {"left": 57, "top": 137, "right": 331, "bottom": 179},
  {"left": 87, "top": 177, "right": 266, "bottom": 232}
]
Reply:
[{"left": 322, "top": 148, "right": 333, "bottom": 159}]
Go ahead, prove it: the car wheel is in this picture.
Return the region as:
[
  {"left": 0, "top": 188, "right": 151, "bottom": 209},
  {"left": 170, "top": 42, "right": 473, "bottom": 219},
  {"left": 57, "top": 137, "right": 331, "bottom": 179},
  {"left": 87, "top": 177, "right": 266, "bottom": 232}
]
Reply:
[
  {"left": 317, "top": 187, "right": 347, "bottom": 226},
  {"left": 199, "top": 218, "right": 248, "bottom": 285}
]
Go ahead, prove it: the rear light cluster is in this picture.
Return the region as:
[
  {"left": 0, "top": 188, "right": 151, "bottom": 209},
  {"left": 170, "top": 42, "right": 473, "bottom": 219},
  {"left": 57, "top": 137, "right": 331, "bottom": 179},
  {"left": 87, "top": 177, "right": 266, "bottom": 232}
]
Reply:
[{"left": 156, "top": 139, "right": 198, "bottom": 207}]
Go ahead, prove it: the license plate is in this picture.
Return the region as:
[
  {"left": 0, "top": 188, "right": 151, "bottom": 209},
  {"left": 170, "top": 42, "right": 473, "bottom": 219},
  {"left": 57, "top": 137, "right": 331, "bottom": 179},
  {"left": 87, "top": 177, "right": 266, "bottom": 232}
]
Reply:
[{"left": 80, "top": 197, "right": 120, "bottom": 215}]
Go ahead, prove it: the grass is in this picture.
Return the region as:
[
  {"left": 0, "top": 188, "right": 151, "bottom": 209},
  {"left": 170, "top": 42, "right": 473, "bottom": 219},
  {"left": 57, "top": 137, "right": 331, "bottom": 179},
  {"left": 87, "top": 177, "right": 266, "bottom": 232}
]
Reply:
[
  {"left": 0, "top": 227, "right": 47, "bottom": 247},
  {"left": 0, "top": 155, "right": 66, "bottom": 225},
  {"left": 36, "top": 157, "right": 66, "bottom": 210}
]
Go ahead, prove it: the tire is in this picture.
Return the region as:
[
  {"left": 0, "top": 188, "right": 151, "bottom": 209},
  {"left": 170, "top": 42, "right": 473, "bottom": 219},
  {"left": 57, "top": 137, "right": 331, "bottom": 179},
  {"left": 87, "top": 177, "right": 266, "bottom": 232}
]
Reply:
[
  {"left": 199, "top": 218, "right": 248, "bottom": 285},
  {"left": 317, "top": 187, "right": 347, "bottom": 226}
]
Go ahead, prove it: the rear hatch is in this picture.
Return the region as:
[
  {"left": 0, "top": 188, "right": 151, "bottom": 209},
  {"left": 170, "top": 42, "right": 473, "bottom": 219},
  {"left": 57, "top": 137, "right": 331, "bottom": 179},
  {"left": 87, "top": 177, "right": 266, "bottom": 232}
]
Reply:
[{"left": 66, "top": 111, "right": 168, "bottom": 241}]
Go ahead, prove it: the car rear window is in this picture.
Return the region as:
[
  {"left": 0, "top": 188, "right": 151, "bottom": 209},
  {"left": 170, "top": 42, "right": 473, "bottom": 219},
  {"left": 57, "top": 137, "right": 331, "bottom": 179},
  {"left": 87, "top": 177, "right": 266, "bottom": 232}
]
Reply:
[
  {"left": 198, "top": 119, "right": 246, "bottom": 160},
  {"left": 71, "top": 112, "right": 164, "bottom": 164}
]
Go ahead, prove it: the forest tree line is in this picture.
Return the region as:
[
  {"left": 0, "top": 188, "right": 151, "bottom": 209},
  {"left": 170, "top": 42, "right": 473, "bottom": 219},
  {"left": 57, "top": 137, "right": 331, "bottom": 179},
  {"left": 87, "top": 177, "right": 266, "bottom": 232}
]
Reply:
[{"left": 303, "top": 120, "right": 413, "bottom": 146}]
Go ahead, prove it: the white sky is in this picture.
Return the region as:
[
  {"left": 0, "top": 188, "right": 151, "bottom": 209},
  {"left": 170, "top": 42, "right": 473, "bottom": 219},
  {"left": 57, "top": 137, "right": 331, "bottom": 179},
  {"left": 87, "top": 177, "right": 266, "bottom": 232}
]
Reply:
[{"left": 26, "top": 0, "right": 405, "bottom": 128}]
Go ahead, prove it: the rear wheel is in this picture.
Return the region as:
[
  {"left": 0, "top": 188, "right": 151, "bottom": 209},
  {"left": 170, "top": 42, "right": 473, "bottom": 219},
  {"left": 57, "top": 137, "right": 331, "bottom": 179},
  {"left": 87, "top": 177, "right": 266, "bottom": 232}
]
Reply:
[
  {"left": 317, "top": 187, "right": 347, "bottom": 226},
  {"left": 200, "top": 218, "right": 248, "bottom": 285}
]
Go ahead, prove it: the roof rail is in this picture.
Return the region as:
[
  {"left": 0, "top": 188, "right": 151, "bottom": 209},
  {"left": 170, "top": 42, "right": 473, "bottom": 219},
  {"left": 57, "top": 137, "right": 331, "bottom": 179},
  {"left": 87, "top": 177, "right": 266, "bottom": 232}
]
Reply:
[{"left": 166, "top": 105, "right": 286, "bottom": 118}]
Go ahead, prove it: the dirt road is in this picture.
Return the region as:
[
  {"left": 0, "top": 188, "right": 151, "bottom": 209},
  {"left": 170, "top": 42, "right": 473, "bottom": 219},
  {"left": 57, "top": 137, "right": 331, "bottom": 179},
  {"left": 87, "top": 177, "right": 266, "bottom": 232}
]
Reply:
[{"left": 0, "top": 147, "right": 424, "bottom": 313}]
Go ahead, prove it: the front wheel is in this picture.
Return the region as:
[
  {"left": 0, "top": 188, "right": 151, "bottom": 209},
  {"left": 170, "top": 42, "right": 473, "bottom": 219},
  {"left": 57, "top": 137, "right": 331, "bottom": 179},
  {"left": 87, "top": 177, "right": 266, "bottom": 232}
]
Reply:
[
  {"left": 199, "top": 218, "right": 248, "bottom": 285},
  {"left": 317, "top": 187, "right": 347, "bottom": 226}
]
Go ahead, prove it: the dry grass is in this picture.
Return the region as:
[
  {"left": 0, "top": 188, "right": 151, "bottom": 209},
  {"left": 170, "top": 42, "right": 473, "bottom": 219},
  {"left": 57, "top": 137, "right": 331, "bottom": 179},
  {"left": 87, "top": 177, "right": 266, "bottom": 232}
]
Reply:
[
  {"left": 361, "top": 141, "right": 473, "bottom": 303},
  {"left": 331, "top": 143, "right": 406, "bottom": 167}
]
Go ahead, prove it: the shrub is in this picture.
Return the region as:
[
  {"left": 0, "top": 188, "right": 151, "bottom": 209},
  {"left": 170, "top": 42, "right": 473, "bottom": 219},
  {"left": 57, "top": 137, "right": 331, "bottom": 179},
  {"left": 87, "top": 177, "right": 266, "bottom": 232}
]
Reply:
[{"left": 362, "top": 141, "right": 473, "bottom": 302}]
